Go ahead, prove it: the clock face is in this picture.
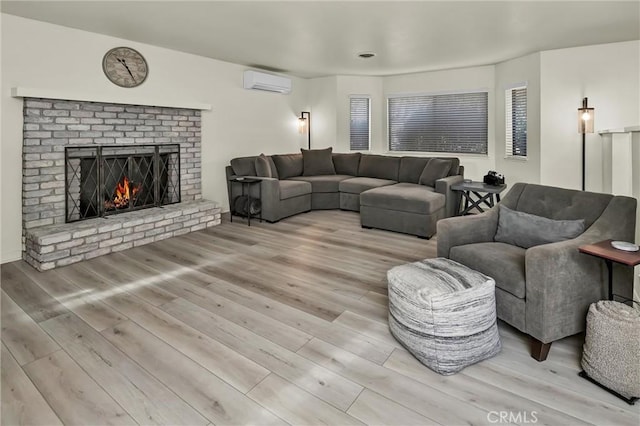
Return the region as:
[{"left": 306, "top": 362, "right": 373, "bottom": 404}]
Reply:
[{"left": 102, "top": 47, "right": 148, "bottom": 88}]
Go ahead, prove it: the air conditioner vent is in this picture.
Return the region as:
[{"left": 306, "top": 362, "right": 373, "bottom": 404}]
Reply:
[{"left": 243, "top": 70, "right": 292, "bottom": 94}]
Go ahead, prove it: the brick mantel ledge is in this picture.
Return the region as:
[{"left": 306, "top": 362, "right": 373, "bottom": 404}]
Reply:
[{"left": 24, "top": 200, "right": 221, "bottom": 271}]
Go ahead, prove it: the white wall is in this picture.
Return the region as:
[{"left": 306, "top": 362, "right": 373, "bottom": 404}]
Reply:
[
  {"left": 307, "top": 76, "right": 337, "bottom": 150},
  {"left": 1, "top": 14, "right": 308, "bottom": 263},
  {"left": 495, "top": 53, "right": 541, "bottom": 186},
  {"left": 540, "top": 41, "right": 640, "bottom": 190},
  {"left": 383, "top": 66, "right": 496, "bottom": 180}
]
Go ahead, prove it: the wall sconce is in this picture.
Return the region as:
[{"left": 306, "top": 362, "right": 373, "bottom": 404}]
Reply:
[
  {"left": 298, "top": 111, "right": 310, "bottom": 149},
  {"left": 578, "top": 97, "right": 595, "bottom": 191}
]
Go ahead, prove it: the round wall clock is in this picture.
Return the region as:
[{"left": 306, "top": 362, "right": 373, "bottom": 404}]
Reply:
[{"left": 102, "top": 47, "right": 148, "bottom": 88}]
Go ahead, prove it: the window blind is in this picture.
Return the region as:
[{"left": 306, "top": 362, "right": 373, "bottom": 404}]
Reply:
[
  {"left": 505, "top": 86, "right": 527, "bottom": 157},
  {"left": 388, "top": 91, "right": 488, "bottom": 154},
  {"left": 350, "top": 97, "right": 370, "bottom": 151}
]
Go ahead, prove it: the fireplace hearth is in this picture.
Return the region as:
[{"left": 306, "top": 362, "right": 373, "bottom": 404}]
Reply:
[
  {"left": 21, "top": 97, "right": 219, "bottom": 271},
  {"left": 65, "top": 144, "right": 180, "bottom": 222}
]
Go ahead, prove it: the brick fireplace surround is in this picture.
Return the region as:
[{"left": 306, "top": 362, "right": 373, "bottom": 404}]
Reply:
[{"left": 22, "top": 97, "right": 220, "bottom": 271}]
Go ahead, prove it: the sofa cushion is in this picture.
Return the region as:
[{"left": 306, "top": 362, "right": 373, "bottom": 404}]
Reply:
[
  {"left": 450, "top": 242, "right": 527, "bottom": 299},
  {"left": 360, "top": 183, "right": 445, "bottom": 215},
  {"left": 302, "top": 148, "right": 336, "bottom": 176},
  {"left": 446, "top": 158, "right": 461, "bottom": 176},
  {"left": 267, "top": 156, "right": 279, "bottom": 179},
  {"left": 272, "top": 153, "right": 303, "bottom": 179},
  {"left": 230, "top": 156, "right": 257, "bottom": 176},
  {"left": 255, "top": 154, "right": 272, "bottom": 178},
  {"left": 399, "top": 157, "right": 430, "bottom": 183},
  {"left": 332, "top": 153, "right": 361, "bottom": 176},
  {"left": 358, "top": 155, "right": 400, "bottom": 181},
  {"left": 494, "top": 204, "right": 585, "bottom": 249},
  {"left": 419, "top": 158, "right": 452, "bottom": 187},
  {"left": 279, "top": 180, "right": 312, "bottom": 200},
  {"left": 512, "top": 183, "right": 612, "bottom": 229},
  {"left": 288, "top": 175, "right": 353, "bottom": 193},
  {"left": 339, "top": 177, "right": 397, "bottom": 194}
]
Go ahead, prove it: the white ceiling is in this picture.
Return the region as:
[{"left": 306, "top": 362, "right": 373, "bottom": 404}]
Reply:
[{"left": 2, "top": 1, "right": 639, "bottom": 78}]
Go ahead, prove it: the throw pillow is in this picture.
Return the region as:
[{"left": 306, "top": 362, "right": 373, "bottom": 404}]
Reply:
[
  {"left": 230, "top": 156, "right": 257, "bottom": 176},
  {"left": 332, "top": 152, "right": 361, "bottom": 176},
  {"left": 255, "top": 154, "right": 272, "bottom": 178},
  {"left": 301, "top": 147, "right": 336, "bottom": 176},
  {"left": 494, "top": 204, "right": 586, "bottom": 249},
  {"left": 272, "top": 153, "right": 303, "bottom": 179},
  {"left": 419, "top": 158, "right": 452, "bottom": 187}
]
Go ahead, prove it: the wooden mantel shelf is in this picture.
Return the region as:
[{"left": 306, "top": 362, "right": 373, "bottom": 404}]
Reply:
[{"left": 11, "top": 87, "right": 212, "bottom": 111}]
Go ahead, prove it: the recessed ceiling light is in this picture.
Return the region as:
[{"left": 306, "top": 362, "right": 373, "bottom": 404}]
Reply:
[{"left": 358, "top": 52, "right": 376, "bottom": 59}]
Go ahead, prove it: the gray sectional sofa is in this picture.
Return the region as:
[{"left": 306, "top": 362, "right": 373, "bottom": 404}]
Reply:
[{"left": 225, "top": 149, "right": 464, "bottom": 238}]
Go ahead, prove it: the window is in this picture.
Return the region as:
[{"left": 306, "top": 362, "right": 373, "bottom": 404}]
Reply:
[
  {"left": 388, "top": 91, "right": 488, "bottom": 154},
  {"left": 350, "top": 97, "right": 370, "bottom": 151},
  {"left": 505, "top": 85, "right": 527, "bottom": 157}
]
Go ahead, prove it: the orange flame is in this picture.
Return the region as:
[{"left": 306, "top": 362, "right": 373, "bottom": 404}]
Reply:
[{"left": 109, "top": 176, "right": 141, "bottom": 209}]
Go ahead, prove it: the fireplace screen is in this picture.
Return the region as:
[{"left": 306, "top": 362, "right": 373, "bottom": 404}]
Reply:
[{"left": 65, "top": 144, "right": 180, "bottom": 222}]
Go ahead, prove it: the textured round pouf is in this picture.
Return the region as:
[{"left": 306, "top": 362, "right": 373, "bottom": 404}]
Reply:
[
  {"left": 581, "top": 300, "right": 640, "bottom": 399},
  {"left": 387, "top": 257, "right": 501, "bottom": 375}
]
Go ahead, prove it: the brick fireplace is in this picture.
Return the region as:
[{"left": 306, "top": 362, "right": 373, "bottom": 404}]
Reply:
[{"left": 21, "top": 97, "right": 220, "bottom": 270}]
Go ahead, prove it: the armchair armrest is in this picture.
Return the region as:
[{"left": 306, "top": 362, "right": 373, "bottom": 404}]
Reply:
[
  {"left": 435, "top": 175, "right": 464, "bottom": 218},
  {"left": 524, "top": 196, "right": 637, "bottom": 343},
  {"left": 436, "top": 207, "right": 499, "bottom": 258}
]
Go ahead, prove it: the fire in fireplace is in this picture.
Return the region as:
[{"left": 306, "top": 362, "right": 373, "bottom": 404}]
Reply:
[
  {"left": 65, "top": 144, "right": 180, "bottom": 222},
  {"left": 105, "top": 176, "right": 142, "bottom": 210}
]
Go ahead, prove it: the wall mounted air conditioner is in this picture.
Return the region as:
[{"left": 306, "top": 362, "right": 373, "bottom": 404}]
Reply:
[{"left": 243, "top": 70, "right": 292, "bottom": 94}]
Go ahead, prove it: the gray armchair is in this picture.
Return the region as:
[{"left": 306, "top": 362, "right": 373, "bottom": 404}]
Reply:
[{"left": 437, "top": 183, "right": 637, "bottom": 361}]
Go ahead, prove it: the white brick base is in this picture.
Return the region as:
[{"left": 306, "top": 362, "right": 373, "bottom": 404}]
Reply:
[{"left": 24, "top": 200, "right": 220, "bottom": 271}]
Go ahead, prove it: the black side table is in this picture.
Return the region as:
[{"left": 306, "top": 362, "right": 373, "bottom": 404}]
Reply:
[
  {"left": 229, "top": 177, "right": 262, "bottom": 226},
  {"left": 451, "top": 181, "right": 507, "bottom": 215}
]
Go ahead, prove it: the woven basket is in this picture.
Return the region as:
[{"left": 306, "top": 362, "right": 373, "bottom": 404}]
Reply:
[{"left": 581, "top": 300, "right": 640, "bottom": 399}]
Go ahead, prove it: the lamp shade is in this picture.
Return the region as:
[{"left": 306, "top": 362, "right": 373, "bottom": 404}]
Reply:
[
  {"left": 298, "top": 116, "right": 307, "bottom": 134},
  {"left": 578, "top": 97, "right": 595, "bottom": 134}
]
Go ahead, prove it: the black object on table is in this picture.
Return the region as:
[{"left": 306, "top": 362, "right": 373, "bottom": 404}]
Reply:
[
  {"left": 577, "top": 239, "right": 640, "bottom": 405},
  {"left": 229, "top": 177, "right": 262, "bottom": 226},
  {"left": 451, "top": 181, "right": 507, "bottom": 216}
]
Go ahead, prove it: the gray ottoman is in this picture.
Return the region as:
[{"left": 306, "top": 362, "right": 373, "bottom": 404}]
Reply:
[
  {"left": 387, "top": 258, "right": 501, "bottom": 375},
  {"left": 581, "top": 300, "right": 640, "bottom": 401}
]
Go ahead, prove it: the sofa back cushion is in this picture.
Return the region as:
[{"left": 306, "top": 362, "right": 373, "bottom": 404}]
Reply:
[
  {"left": 272, "top": 153, "right": 303, "bottom": 179},
  {"left": 506, "top": 183, "right": 613, "bottom": 229},
  {"left": 230, "top": 156, "right": 257, "bottom": 176},
  {"left": 419, "top": 158, "right": 454, "bottom": 187},
  {"left": 255, "top": 154, "right": 272, "bottom": 178},
  {"left": 332, "top": 153, "right": 361, "bottom": 176},
  {"left": 446, "top": 158, "right": 461, "bottom": 176},
  {"left": 302, "top": 148, "right": 336, "bottom": 176},
  {"left": 494, "top": 204, "right": 586, "bottom": 248},
  {"left": 358, "top": 154, "right": 400, "bottom": 181},
  {"left": 399, "top": 157, "right": 430, "bottom": 183}
]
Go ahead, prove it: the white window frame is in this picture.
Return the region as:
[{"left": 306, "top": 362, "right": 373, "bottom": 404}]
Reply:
[
  {"left": 349, "top": 95, "right": 371, "bottom": 151},
  {"left": 505, "top": 83, "right": 528, "bottom": 159},
  {"left": 386, "top": 89, "right": 489, "bottom": 155}
]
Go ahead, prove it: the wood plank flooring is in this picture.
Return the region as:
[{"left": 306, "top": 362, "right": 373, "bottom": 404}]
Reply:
[{"left": 2, "top": 210, "right": 639, "bottom": 425}]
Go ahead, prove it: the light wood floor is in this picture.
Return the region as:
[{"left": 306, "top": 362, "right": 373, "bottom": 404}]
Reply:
[{"left": 2, "top": 210, "right": 639, "bottom": 426}]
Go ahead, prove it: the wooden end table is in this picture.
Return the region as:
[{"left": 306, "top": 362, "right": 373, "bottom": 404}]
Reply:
[
  {"left": 578, "top": 239, "right": 640, "bottom": 301},
  {"left": 577, "top": 239, "right": 640, "bottom": 405},
  {"left": 451, "top": 181, "right": 507, "bottom": 216}
]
